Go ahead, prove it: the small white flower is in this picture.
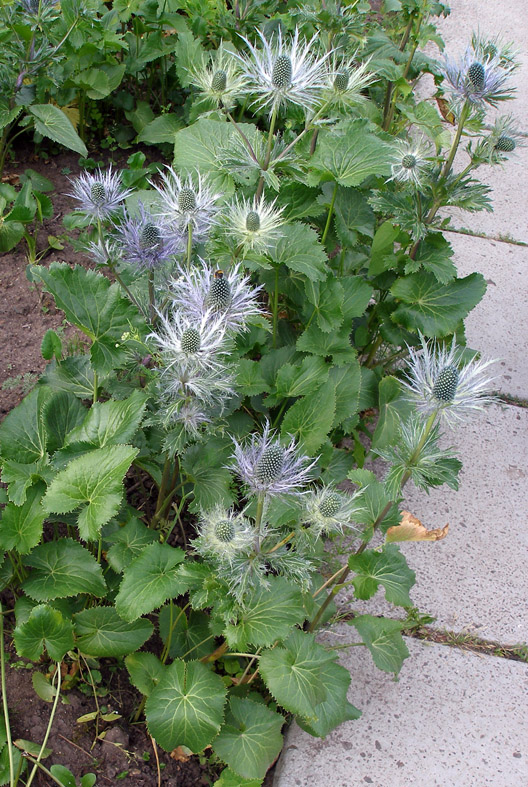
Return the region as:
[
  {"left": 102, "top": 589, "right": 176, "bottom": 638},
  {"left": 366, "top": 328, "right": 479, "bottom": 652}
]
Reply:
[
  {"left": 169, "top": 261, "right": 265, "bottom": 333},
  {"left": 301, "top": 486, "right": 363, "bottom": 536},
  {"left": 220, "top": 196, "right": 285, "bottom": 253},
  {"left": 150, "top": 168, "right": 221, "bottom": 243},
  {"left": 149, "top": 309, "right": 231, "bottom": 372},
  {"left": 188, "top": 42, "right": 248, "bottom": 110},
  {"left": 193, "top": 505, "right": 254, "bottom": 564},
  {"left": 230, "top": 421, "right": 317, "bottom": 497},
  {"left": 237, "top": 27, "right": 331, "bottom": 116},
  {"left": 388, "top": 138, "right": 430, "bottom": 188},
  {"left": 68, "top": 166, "right": 132, "bottom": 223},
  {"left": 402, "top": 334, "right": 497, "bottom": 426}
]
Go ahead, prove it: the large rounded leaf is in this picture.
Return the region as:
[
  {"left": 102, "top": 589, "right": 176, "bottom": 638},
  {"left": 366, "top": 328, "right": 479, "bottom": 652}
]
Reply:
[{"left": 74, "top": 606, "right": 153, "bottom": 657}]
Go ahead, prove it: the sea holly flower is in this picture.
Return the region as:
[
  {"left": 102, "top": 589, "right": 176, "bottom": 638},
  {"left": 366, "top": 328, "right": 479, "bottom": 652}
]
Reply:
[
  {"left": 193, "top": 505, "right": 254, "bottom": 564},
  {"left": 238, "top": 27, "right": 331, "bottom": 115},
  {"left": 155, "top": 393, "right": 214, "bottom": 436},
  {"left": 113, "top": 204, "right": 184, "bottom": 271},
  {"left": 68, "top": 167, "right": 132, "bottom": 223},
  {"left": 230, "top": 421, "right": 317, "bottom": 497},
  {"left": 442, "top": 44, "right": 516, "bottom": 111},
  {"left": 301, "top": 487, "right": 363, "bottom": 537},
  {"left": 149, "top": 309, "right": 231, "bottom": 372},
  {"left": 479, "top": 115, "right": 526, "bottom": 163},
  {"left": 189, "top": 43, "right": 248, "bottom": 110},
  {"left": 402, "top": 335, "right": 497, "bottom": 426},
  {"left": 160, "top": 359, "right": 236, "bottom": 407},
  {"left": 322, "top": 53, "right": 375, "bottom": 109},
  {"left": 220, "top": 196, "right": 285, "bottom": 252},
  {"left": 169, "top": 261, "right": 264, "bottom": 333},
  {"left": 388, "top": 138, "right": 430, "bottom": 188},
  {"left": 150, "top": 168, "right": 221, "bottom": 243},
  {"left": 470, "top": 32, "right": 520, "bottom": 73}
]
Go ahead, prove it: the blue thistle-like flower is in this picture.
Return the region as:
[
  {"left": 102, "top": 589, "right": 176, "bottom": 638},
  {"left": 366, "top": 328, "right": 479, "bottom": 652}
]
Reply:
[
  {"left": 237, "top": 27, "right": 331, "bottom": 116},
  {"left": 442, "top": 44, "right": 516, "bottom": 111},
  {"left": 188, "top": 42, "right": 248, "bottom": 110},
  {"left": 150, "top": 168, "right": 221, "bottom": 244},
  {"left": 229, "top": 421, "right": 317, "bottom": 497},
  {"left": 300, "top": 486, "right": 363, "bottom": 537},
  {"left": 112, "top": 204, "right": 184, "bottom": 271},
  {"left": 148, "top": 309, "right": 231, "bottom": 373},
  {"left": 402, "top": 335, "right": 498, "bottom": 426},
  {"left": 220, "top": 196, "right": 285, "bottom": 253},
  {"left": 388, "top": 138, "right": 431, "bottom": 188},
  {"left": 68, "top": 167, "right": 132, "bottom": 223},
  {"left": 193, "top": 505, "right": 254, "bottom": 565},
  {"left": 169, "top": 261, "right": 264, "bottom": 334}
]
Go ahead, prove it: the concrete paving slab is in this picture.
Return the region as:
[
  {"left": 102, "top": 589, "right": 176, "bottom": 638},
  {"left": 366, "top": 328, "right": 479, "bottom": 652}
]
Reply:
[
  {"left": 339, "top": 403, "right": 528, "bottom": 644},
  {"left": 273, "top": 636, "right": 528, "bottom": 787},
  {"left": 449, "top": 234, "right": 528, "bottom": 399}
]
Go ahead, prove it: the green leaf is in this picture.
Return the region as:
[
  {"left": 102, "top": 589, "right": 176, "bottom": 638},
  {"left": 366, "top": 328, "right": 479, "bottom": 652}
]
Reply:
[
  {"left": 23, "top": 538, "right": 106, "bottom": 601},
  {"left": 236, "top": 360, "right": 271, "bottom": 396},
  {"left": 309, "top": 122, "right": 392, "bottom": 187},
  {"left": 272, "top": 356, "right": 329, "bottom": 401},
  {"left": 340, "top": 276, "right": 373, "bottom": 319},
  {"left": 0, "top": 220, "right": 25, "bottom": 252},
  {"left": 368, "top": 220, "right": 400, "bottom": 276},
  {"left": 64, "top": 390, "right": 147, "bottom": 449},
  {"left": 349, "top": 614, "right": 409, "bottom": 674},
  {"left": 115, "top": 542, "right": 186, "bottom": 622},
  {"left": 297, "top": 659, "right": 361, "bottom": 737},
  {"left": 32, "top": 671, "right": 58, "bottom": 702},
  {"left": 41, "top": 329, "right": 63, "bottom": 361},
  {"left": 74, "top": 606, "right": 153, "bottom": 657},
  {"left": 43, "top": 391, "right": 87, "bottom": 454},
  {"left": 43, "top": 445, "right": 139, "bottom": 541},
  {"left": 329, "top": 360, "right": 362, "bottom": 428},
  {"left": 182, "top": 439, "right": 235, "bottom": 514},
  {"left": 0, "top": 105, "right": 22, "bottom": 131},
  {"left": 1, "top": 458, "right": 53, "bottom": 506},
  {"left": 173, "top": 27, "right": 205, "bottom": 87},
  {"left": 304, "top": 279, "right": 344, "bottom": 333},
  {"left": 125, "top": 652, "right": 164, "bottom": 697},
  {"left": 159, "top": 606, "right": 212, "bottom": 660},
  {"left": 0, "top": 386, "right": 52, "bottom": 463},
  {"left": 270, "top": 223, "right": 328, "bottom": 282},
  {"left": 334, "top": 186, "right": 376, "bottom": 243},
  {"left": 348, "top": 545, "right": 415, "bottom": 606},
  {"left": 28, "top": 104, "right": 88, "bottom": 157},
  {"left": 0, "top": 483, "right": 46, "bottom": 554},
  {"left": 281, "top": 378, "right": 336, "bottom": 453},
  {"left": 106, "top": 517, "right": 158, "bottom": 574},
  {"left": 138, "top": 114, "right": 181, "bottom": 144},
  {"left": 49, "top": 765, "right": 77, "bottom": 787},
  {"left": 212, "top": 697, "right": 283, "bottom": 780},
  {"left": 224, "top": 577, "right": 305, "bottom": 650},
  {"left": 407, "top": 233, "right": 456, "bottom": 284},
  {"left": 296, "top": 322, "right": 357, "bottom": 366},
  {"left": 371, "top": 376, "right": 413, "bottom": 451},
  {"left": 13, "top": 604, "right": 74, "bottom": 661},
  {"left": 391, "top": 272, "right": 487, "bottom": 337},
  {"left": 214, "top": 767, "right": 262, "bottom": 787},
  {"left": 259, "top": 630, "right": 335, "bottom": 720},
  {"left": 31, "top": 263, "right": 145, "bottom": 374},
  {"left": 145, "top": 659, "right": 227, "bottom": 752},
  {"left": 41, "top": 356, "right": 96, "bottom": 399}
]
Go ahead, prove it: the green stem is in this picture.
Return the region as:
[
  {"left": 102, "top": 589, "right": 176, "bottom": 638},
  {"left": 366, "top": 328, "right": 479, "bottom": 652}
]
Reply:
[
  {"left": 321, "top": 181, "right": 338, "bottom": 245},
  {"left": 272, "top": 265, "right": 279, "bottom": 349},
  {"left": 186, "top": 222, "right": 193, "bottom": 270},
  {"left": 383, "top": 16, "right": 423, "bottom": 132},
  {"left": 254, "top": 493, "right": 266, "bottom": 551},
  {"left": 22, "top": 758, "right": 69, "bottom": 787},
  {"left": 25, "top": 663, "right": 62, "bottom": 787},
  {"left": 96, "top": 536, "right": 102, "bottom": 564},
  {"left": 441, "top": 100, "right": 471, "bottom": 180},
  {"left": 148, "top": 271, "right": 155, "bottom": 324},
  {"left": 226, "top": 111, "right": 258, "bottom": 163},
  {"left": 0, "top": 605, "right": 15, "bottom": 787},
  {"left": 255, "top": 105, "right": 278, "bottom": 201},
  {"left": 364, "top": 333, "right": 384, "bottom": 367},
  {"left": 92, "top": 370, "right": 98, "bottom": 404}
]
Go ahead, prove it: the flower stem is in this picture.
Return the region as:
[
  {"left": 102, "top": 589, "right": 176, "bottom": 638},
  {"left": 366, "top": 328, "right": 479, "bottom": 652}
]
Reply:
[
  {"left": 186, "top": 223, "right": 193, "bottom": 270},
  {"left": 254, "top": 492, "right": 266, "bottom": 551},
  {"left": 441, "top": 100, "right": 471, "bottom": 180},
  {"left": 256, "top": 106, "right": 278, "bottom": 201},
  {"left": 321, "top": 181, "right": 338, "bottom": 245},
  {"left": 148, "top": 271, "right": 155, "bottom": 324},
  {"left": 25, "top": 663, "right": 62, "bottom": 787},
  {"left": 0, "top": 606, "right": 14, "bottom": 787},
  {"left": 272, "top": 265, "right": 279, "bottom": 348}
]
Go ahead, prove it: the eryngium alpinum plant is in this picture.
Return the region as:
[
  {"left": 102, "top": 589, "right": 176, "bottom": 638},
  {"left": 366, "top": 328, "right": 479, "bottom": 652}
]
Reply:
[{"left": 0, "top": 2, "right": 517, "bottom": 783}]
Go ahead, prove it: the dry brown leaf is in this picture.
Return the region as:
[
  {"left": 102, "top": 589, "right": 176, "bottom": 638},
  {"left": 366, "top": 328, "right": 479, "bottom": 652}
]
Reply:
[
  {"left": 170, "top": 745, "right": 193, "bottom": 762},
  {"left": 436, "top": 96, "right": 456, "bottom": 125},
  {"left": 386, "top": 510, "right": 449, "bottom": 543},
  {"left": 2, "top": 173, "right": 19, "bottom": 185}
]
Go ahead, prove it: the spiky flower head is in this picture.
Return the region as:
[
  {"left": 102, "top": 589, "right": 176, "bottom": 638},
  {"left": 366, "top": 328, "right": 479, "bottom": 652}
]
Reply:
[
  {"left": 475, "top": 115, "right": 526, "bottom": 164},
  {"left": 220, "top": 196, "right": 285, "bottom": 253},
  {"left": 322, "top": 53, "right": 375, "bottom": 109},
  {"left": 112, "top": 203, "right": 184, "bottom": 271},
  {"left": 169, "top": 260, "right": 264, "bottom": 333},
  {"left": 148, "top": 309, "right": 231, "bottom": 373},
  {"left": 402, "top": 334, "right": 497, "bottom": 426},
  {"left": 470, "top": 32, "right": 520, "bottom": 73},
  {"left": 301, "top": 486, "right": 363, "bottom": 537},
  {"left": 188, "top": 43, "right": 248, "bottom": 110},
  {"left": 68, "top": 166, "right": 132, "bottom": 223},
  {"left": 20, "top": 0, "right": 57, "bottom": 15},
  {"left": 193, "top": 505, "right": 254, "bottom": 564},
  {"left": 158, "top": 358, "right": 235, "bottom": 408},
  {"left": 237, "top": 27, "right": 331, "bottom": 116},
  {"left": 230, "top": 421, "right": 317, "bottom": 497},
  {"left": 388, "top": 138, "right": 431, "bottom": 188},
  {"left": 442, "top": 42, "right": 516, "bottom": 111},
  {"left": 150, "top": 168, "right": 221, "bottom": 243}
]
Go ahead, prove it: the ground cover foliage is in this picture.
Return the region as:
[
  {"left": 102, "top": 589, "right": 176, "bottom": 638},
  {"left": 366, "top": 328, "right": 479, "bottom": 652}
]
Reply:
[{"left": 0, "top": 0, "right": 523, "bottom": 783}]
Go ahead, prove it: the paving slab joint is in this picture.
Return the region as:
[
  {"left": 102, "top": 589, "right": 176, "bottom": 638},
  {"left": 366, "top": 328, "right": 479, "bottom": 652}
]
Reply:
[
  {"left": 445, "top": 226, "right": 528, "bottom": 247},
  {"left": 402, "top": 625, "right": 528, "bottom": 663},
  {"left": 495, "top": 392, "right": 528, "bottom": 409}
]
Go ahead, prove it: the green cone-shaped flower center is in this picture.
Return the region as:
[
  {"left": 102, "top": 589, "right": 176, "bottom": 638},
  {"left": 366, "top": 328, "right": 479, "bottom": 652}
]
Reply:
[
  {"left": 211, "top": 69, "right": 227, "bottom": 93},
  {"left": 401, "top": 154, "right": 417, "bottom": 169},
  {"left": 180, "top": 327, "right": 201, "bottom": 353},
  {"left": 90, "top": 182, "right": 106, "bottom": 205},
  {"left": 206, "top": 276, "right": 231, "bottom": 310},
  {"left": 319, "top": 492, "right": 342, "bottom": 518},
  {"left": 255, "top": 443, "right": 284, "bottom": 483},
  {"left": 178, "top": 187, "right": 197, "bottom": 213},
  {"left": 495, "top": 136, "right": 516, "bottom": 152},
  {"left": 467, "top": 62, "right": 485, "bottom": 90},
  {"left": 433, "top": 365, "right": 459, "bottom": 402},
  {"left": 140, "top": 222, "right": 161, "bottom": 249},
  {"left": 333, "top": 70, "right": 350, "bottom": 92},
  {"left": 272, "top": 55, "right": 293, "bottom": 89},
  {"left": 246, "top": 210, "right": 261, "bottom": 232},
  {"left": 215, "top": 519, "right": 236, "bottom": 543}
]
